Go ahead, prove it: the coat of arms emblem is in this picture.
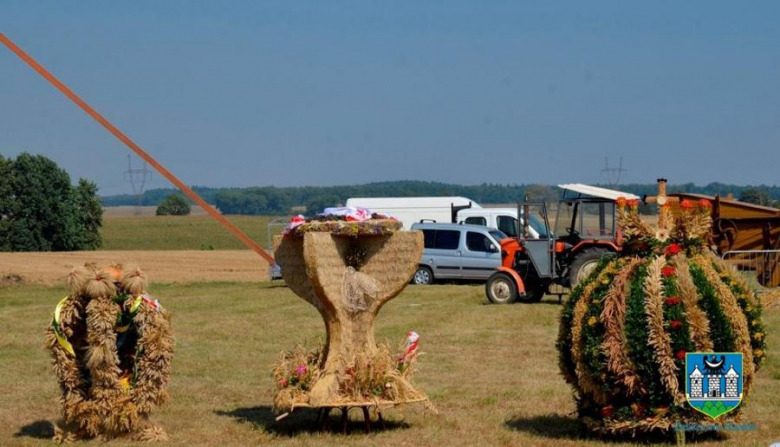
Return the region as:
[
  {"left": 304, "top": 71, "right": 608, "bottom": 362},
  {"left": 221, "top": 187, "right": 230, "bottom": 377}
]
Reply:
[{"left": 685, "top": 352, "right": 743, "bottom": 419}]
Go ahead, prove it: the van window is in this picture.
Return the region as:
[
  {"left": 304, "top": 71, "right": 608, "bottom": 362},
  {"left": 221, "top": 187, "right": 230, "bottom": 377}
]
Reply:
[
  {"left": 497, "top": 216, "right": 518, "bottom": 237},
  {"left": 421, "top": 230, "right": 435, "bottom": 249},
  {"left": 466, "top": 231, "right": 494, "bottom": 252},
  {"left": 464, "top": 216, "right": 487, "bottom": 226},
  {"left": 434, "top": 230, "right": 460, "bottom": 250}
]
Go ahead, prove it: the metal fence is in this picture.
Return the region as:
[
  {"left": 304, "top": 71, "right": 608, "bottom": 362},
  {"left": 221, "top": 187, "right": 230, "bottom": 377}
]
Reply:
[{"left": 721, "top": 250, "right": 780, "bottom": 291}]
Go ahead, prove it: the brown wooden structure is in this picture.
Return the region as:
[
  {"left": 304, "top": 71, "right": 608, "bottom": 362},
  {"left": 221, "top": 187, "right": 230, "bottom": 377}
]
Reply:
[{"left": 669, "top": 193, "right": 780, "bottom": 287}]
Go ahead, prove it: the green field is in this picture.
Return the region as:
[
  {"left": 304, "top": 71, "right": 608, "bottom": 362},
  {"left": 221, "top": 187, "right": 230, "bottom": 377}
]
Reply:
[
  {"left": 100, "top": 215, "right": 282, "bottom": 251},
  {"left": 2, "top": 281, "right": 779, "bottom": 446}
]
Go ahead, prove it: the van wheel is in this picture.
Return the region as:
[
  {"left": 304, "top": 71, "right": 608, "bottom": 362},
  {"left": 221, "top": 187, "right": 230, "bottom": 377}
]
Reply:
[
  {"left": 486, "top": 272, "right": 518, "bottom": 304},
  {"left": 568, "top": 248, "right": 609, "bottom": 288},
  {"left": 413, "top": 266, "right": 434, "bottom": 285}
]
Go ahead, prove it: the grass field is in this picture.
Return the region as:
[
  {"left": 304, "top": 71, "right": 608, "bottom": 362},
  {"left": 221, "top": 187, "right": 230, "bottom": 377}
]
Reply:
[
  {"left": 100, "top": 214, "right": 282, "bottom": 251},
  {"left": 1, "top": 281, "right": 779, "bottom": 446}
]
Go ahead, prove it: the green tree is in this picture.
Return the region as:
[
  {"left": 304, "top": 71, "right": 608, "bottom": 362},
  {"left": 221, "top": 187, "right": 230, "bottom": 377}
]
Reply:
[
  {"left": 524, "top": 184, "right": 559, "bottom": 203},
  {"left": 73, "top": 178, "right": 103, "bottom": 250},
  {"left": 0, "top": 155, "right": 13, "bottom": 251},
  {"left": 304, "top": 195, "right": 340, "bottom": 217},
  {"left": 740, "top": 187, "right": 774, "bottom": 207},
  {"left": 156, "top": 194, "right": 191, "bottom": 216},
  {"left": 7, "top": 154, "right": 80, "bottom": 251},
  {"left": 0, "top": 153, "right": 103, "bottom": 252}
]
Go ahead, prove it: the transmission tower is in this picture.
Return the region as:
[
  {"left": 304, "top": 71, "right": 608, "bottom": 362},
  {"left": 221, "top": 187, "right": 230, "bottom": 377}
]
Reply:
[
  {"left": 601, "top": 156, "right": 627, "bottom": 188},
  {"left": 124, "top": 155, "right": 152, "bottom": 215}
]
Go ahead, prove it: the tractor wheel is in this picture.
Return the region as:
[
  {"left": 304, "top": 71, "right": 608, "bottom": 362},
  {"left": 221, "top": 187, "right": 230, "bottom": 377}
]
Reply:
[
  {"left": 412, "top": 266, "right": 434, "bottom": 285},
  {"left": 519, "top": 287, "right": 545, "bottom": 303},
  {"left": 486, "top": 272, "right": 518, "bottom": 304},
  {"left": 568, "top": 248, "right": 610, "bottom": 288}
]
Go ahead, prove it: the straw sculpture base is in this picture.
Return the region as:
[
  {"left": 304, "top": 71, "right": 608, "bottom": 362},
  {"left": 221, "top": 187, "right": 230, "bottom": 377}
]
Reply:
[
  {"left": 45, "top": 264, "right": 173, "bottom": 442},
  {"left": 273, "top": 224, "right": 430, "bottom": 415}
]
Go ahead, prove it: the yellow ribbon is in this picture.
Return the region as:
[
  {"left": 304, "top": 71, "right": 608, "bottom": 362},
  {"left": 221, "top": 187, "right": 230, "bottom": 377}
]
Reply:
[
  {"left": 130, "top": 295, "right": 144, "bottom": 313},
  {"left": 115, "top": 296, "right": 144, "bottom": 333},
  {"left": 52, "top": 296, "right": 75, "bottom": 357}
]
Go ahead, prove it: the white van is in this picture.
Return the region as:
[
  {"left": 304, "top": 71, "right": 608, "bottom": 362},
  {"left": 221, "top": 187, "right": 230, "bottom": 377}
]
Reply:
[
  {"left": 457, "top": 208, "right": 544, "bottom": 239},
  {"left": 345, "top": 196, "right": 480, "bottom": 230},
  {"left": 345, "top": 196, "right": 542, "bottom": 238}
]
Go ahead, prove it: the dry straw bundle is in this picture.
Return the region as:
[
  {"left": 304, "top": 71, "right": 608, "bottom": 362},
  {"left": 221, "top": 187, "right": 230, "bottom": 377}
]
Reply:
[
  {"left": 557, "top": 197, "right": 766, "bottom": 436},
  {"left": 273, "top": 217, "right": 430, "bottom": 413},
  {"left": 45, "top": 264, "right": 173, "bottom": 442}
]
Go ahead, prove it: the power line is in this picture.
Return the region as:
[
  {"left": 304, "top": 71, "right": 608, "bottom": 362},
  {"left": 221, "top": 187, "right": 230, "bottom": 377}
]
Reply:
[
  {"left": 601, "top": 156, "right": 626, "bottom": 188},
  {"left": 123, "top": 155, "right": 152, "bottom": 215}
]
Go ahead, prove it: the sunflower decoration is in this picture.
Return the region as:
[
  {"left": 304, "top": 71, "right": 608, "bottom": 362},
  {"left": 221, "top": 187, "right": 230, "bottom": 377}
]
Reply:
[
  {"left": 557, "top": 179, "right": 766, "bottom": 436},
  {"left": 45, "top": 264, "right": 174, "bottom": 442}
]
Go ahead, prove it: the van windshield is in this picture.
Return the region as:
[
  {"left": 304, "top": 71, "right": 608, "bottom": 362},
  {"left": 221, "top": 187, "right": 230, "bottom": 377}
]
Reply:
[{"left": 489, "top": 230, "right": 508, "bottom": 242}]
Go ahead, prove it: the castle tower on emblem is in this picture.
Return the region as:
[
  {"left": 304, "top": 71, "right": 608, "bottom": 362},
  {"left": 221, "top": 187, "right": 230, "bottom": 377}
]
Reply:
[
  {"left": 688, "top": 365, "right": 704, "bottom": 398},
  {"left": 708, "top": 373, "right": 722, "bottom": 397},
  {"left": 725, "top": 365, "right": 740, "bottom": 398}
]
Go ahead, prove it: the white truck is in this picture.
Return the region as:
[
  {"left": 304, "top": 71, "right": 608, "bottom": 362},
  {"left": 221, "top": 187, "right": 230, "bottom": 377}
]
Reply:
[{"left": 344, "top": 196, "right": 539, "bottom": 238}]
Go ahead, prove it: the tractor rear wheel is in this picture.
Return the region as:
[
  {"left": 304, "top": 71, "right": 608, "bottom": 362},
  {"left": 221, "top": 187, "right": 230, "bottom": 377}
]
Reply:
[
  {"left": 486, "top": 272, "right": 518, "bottom": 304},
  {"left": 568, "top": 248, "right": 610, "bottom": 288}
]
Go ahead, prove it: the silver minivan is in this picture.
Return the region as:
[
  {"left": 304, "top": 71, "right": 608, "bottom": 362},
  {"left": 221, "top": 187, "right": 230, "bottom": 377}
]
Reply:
[{"left": 410, "top": 222, "right": 507, "bottom": 285}]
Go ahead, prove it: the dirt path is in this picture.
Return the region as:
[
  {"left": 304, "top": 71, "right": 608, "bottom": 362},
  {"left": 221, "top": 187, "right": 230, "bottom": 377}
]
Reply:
[{"left": 0, "top": 250, "right": 271, "bottom": 285}]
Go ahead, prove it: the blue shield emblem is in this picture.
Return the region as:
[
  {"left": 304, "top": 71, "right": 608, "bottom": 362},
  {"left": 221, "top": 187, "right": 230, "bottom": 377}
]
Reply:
[{"left": 685, "top": 352, "right": 743, "bottom": 419}]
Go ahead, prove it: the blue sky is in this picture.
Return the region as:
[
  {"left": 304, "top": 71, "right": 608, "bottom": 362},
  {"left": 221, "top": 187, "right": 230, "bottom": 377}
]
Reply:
[{"left": 2, "top": 1, "right": 779, "bottom": 195}]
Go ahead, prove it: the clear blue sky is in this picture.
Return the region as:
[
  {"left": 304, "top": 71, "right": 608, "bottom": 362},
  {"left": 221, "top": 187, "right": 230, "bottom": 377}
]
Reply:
[{"left": 2, "top": 1, "right": 779, "bottom": 195}]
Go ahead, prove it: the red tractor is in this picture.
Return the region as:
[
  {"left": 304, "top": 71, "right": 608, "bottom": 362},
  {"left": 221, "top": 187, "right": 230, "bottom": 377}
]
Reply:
[{"left": 485, "top": 184, "right": 635, "bottom": 304}]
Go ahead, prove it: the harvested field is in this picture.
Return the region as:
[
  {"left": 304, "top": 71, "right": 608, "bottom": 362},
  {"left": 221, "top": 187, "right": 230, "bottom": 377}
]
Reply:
[
  {"left": 0, "top": 250, "right": 270, "bottom": 285},
  {"left": 1, "top": 282, "right": 779, "bottom": 446}
]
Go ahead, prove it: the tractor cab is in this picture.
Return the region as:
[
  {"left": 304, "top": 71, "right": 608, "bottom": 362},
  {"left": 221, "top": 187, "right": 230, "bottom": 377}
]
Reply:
[{"left": 486, "top": 184, "right": 638, "bottom": 304}]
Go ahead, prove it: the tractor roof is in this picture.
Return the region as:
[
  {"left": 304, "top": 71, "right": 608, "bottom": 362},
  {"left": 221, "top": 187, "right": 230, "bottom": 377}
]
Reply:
[{"left": 558, "top": 183, "right": 640, "bottom": 201}]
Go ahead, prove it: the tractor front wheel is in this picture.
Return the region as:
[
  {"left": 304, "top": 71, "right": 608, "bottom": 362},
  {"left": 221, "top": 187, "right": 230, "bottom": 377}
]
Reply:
[
  {"left": 568, "top": 248, "right": 609, "bottom": 288},
  {"left": 486, "top": 272, "right": 518, "bottom": 304}
]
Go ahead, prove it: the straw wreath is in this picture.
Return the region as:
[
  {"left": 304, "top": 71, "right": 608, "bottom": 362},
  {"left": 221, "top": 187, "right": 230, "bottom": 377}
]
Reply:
[{"left": 46, "top": 264, "right": 173, "bottom": 442}]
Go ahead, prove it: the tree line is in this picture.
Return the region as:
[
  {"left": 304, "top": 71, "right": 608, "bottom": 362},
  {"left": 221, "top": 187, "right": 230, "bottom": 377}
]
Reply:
[
  {"left": 1, "top": 153, "right": 103, "bottom": 251},
  {"left": 101, "top": 180, "right": 780, "bottom": 216}
]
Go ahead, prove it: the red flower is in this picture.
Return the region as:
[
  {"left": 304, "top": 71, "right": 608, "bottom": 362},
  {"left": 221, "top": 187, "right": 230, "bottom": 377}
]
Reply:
[
  {"left": 665, "top": 296, "right": 681, "bottom": 306},
  {"left": 627, "top": 199, "right": 640, "bottom": 208},
  {"left": 675, "top": 350, "right": 686, "bottom": 360},
  {"left": 616, "top": 197, "right": 627, "bottom": 208},
  {"left": 680, "top": 199, "right": 694, "bottom": 210},
  {"left": 279, "top": 378, "right": 289, "bottom": 387},
  {"left": 664, "top": 243, "right": 682, "bottom": 257},
  {"left": 669, "top": 320, "right": 683, "bottom": 330},
  {"left": 600, "top": 406, "right": 614, "bottom": 418},
  {"left": 631, "top": 402, "right": 647, "bottom": 417},
  {"left": 661, "top": 266, "right": 676, "bottom": 277},
  {"left": 698, "top": 199, "right": 711, "bottom": 209}
]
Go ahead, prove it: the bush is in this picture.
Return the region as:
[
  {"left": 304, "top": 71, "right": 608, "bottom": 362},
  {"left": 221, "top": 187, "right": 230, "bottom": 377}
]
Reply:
[
  {"left": 0, "top": 153, "right": 103, "bottom": 251},
  {"left": 156, "top": 194, "right": 191, "bottom": 216}
]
